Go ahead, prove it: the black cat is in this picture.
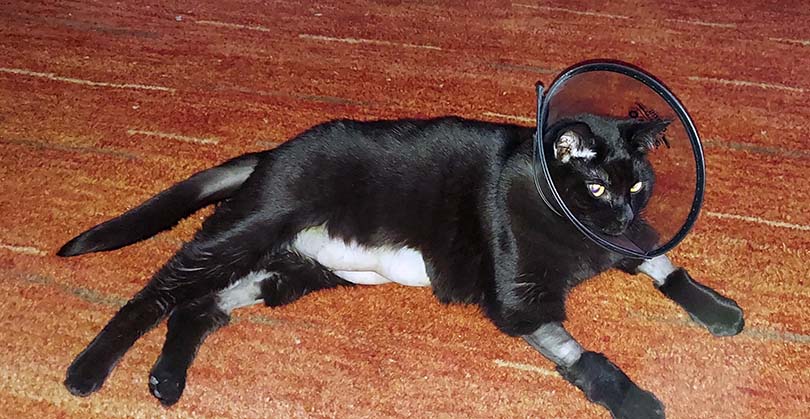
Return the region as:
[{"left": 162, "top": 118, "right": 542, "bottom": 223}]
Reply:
[{"left": 59, "top": 114, "right": 744, "bottom": 418}]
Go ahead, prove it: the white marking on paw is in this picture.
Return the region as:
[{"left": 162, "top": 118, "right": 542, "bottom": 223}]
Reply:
[
  {"left": 638, "top": 255, "right": 677, "bottom": 286},
  {"left": 524, "top": 323, "right": 583, "bottom": 368}
]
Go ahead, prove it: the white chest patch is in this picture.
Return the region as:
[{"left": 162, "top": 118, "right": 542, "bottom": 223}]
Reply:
[{"left": 291, "top": 225, "right": 430, "bottom": 287}]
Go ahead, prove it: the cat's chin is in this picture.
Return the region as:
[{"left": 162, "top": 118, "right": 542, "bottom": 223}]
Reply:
[
  {"left": 577, "top": 220, "right": 628, "bottom": 237},
  {"left": 598, "top": 227, "right": 628, "bottom": 237}
]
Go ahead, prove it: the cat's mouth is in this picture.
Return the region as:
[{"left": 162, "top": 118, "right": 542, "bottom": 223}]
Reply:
[
  {"left": 578, "top": 220, "right": 629, "bottom": 237},
  {"left": 599, "top": 218, "right": 633, "bottom": 237},
  {"left": 601, "top": 225, "right": 629, "bottom": 237}
]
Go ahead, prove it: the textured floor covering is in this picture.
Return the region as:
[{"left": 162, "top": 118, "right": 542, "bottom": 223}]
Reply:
[{"left": 1, "top": 1, "right": 809, "bottom": 418}]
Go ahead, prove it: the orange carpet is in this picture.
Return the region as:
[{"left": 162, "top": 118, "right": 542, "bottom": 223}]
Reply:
[{"left": 1, "top": 1, "right": 809, "bottom": 418}]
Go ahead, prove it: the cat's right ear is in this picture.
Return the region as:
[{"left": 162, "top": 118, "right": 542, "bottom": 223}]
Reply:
[
  {"left": 554, "top": 128, "right": 596, "bottom": 164},
  {"left": 627, "top": 119, "right": 672, "bottom": 152}
]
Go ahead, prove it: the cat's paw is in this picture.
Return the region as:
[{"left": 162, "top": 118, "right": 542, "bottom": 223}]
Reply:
[
  {"left": 558, "top": 352, "right": 665, "bottom": 419},
  {"left": 611, "top": 385, "right": 665, "bottom": 419},
  {"left": 149, "top": 359, "right": 187, "bottom": 406},
  {"left": 659, "top": 269, "right": 744, "bottom": 337},
  {"left": 686, "top": 299, "right": 744, "bottom": 337},
  {"left": 64, "top": 353, "right": 112, "bottom": 396}
]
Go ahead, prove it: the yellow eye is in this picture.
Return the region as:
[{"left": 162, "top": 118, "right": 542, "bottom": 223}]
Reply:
[
  {"left": 630, "top": 182, "right": 644, "bottom": 193},
  {"left": 587, "top": 183, "right": 606, "bottom": 198}
]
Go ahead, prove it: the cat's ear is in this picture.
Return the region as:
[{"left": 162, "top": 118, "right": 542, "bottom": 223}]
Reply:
[
  {"left": 627, "top": 119, "right": 672, "bottom": 152},
  {"left": 554, "top": 127, "right": 596, "bottom": 164}
]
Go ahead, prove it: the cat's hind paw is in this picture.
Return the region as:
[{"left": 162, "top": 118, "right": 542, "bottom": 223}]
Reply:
[
  {"left": 64, "top": 354, "right": 112, "bottom": 397},
  {"left": 149, "top": 359, "right": 187, "bottom": 406}
]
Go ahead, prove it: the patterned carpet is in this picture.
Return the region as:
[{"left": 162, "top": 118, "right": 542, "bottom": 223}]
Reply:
[{"left": 1, "top": 1, "right": 809, "bottom": 418}]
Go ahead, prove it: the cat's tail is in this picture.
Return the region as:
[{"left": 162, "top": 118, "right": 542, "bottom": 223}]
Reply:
[{"left": 57, "top": 152, "right": 265, "bottom": 257}]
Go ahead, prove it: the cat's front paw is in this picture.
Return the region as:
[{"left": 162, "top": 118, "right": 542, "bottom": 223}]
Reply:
[
  {"left": 611, "top": 385, "right": 665, "bottom": 419},
  {"left": 558, "top": 352, "right": 665, "bottom": 419},
  {"left": 692, "top": 300, "right": 744, "bottom": 337},
  {"left": 64, "top": 352, "right": 113, "bottom": 396},
  {"left": 149, "top": 357, "right": 187, "bottom": 406},
  {"left": 658, "top": 269, "right": 744, "bottom": 337}
]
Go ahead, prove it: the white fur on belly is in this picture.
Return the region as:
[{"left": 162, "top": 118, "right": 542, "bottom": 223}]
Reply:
[{"left": 291, "top": 225, "right": 430, "bottom": 287}]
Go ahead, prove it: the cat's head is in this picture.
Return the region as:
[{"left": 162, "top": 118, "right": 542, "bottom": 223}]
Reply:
[{"left": 545, "top": 113, "right": 670, "bottom": 236}]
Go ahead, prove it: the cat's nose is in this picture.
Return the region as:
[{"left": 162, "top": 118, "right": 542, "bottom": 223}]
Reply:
[
  {"left": 604, "top": 206, "right": 634, "bottom": 236},
  {"left": 618, "top": 205, "right": 634, "bottom": 225}
]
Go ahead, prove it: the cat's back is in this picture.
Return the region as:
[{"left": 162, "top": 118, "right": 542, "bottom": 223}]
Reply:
[
  {"left": 288, "top": 116, "right": 530, "bottom": 170},
  {"left": 260, "top": 116, "right": 533, "bottom": 207},
  {"left": 259, "top": 115, "right": 529, "bottom": 240}
]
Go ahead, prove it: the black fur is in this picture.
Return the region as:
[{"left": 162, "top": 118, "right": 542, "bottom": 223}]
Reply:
[
  {"left": 545, "top": 114, "right": 658, "bottom": 238},
  {"left": 58, "top": 152, "right": 263, "bottom": 256},
  {"left": 149, "top": 295, "right": 229, "bottom": 406},
  {"left": 148, "top": 251, "right": 350, "bottom": 406},
  {"left": 558, "top": 351, "right": 664, "bottom": 419},
  {"left": 60, "top": 115, "right": 738, "bottom": 417},
  {"left": 658, "top": 268, "right": 744, "bottom": 336}
]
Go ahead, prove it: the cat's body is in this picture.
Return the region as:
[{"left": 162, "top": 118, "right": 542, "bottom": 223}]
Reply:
[{"left": 60, "top": 115, "right": 744, "bottom": 418}]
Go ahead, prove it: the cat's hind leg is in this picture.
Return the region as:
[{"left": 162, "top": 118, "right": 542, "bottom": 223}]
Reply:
[
  {"left": 64, "top": 190, "right": 301, "bottom": 397},
  {"left": 64, "top": 242, "right": 251, "bottom": 397},
  {"left": 619, "top": 255, "right": 744, "bottom": 336},
  {"left": 148, "top": 251, "right": 350, "bottom": 406},
  {"left": 147, "top": 293, "right": 230, "bottom": 406}
]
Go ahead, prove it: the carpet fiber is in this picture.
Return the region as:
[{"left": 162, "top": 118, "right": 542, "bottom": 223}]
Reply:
[{"left": 1, "top": 1, "right": 809, "bottom": 418}]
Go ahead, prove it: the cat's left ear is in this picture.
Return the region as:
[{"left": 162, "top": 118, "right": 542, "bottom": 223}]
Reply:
[{"left": 627, "top": 119, "right": 672, "bottom": 153}]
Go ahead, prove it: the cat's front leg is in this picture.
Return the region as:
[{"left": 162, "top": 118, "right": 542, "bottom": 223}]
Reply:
[
  {"left": 619, "top": 255, "right": 744, "bottom": 336},
  {"left": 523, "top": 323, "right": 665, "bottom": 419}
]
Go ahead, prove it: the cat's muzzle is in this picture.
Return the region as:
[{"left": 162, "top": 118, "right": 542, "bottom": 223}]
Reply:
[{"left": 601, "top": 214, "right": 633, "bottom": 236}]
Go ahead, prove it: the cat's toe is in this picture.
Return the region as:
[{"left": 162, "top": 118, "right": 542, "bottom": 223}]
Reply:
[{"left": 149, "top": 370, "right": 186, "bottom": 406}]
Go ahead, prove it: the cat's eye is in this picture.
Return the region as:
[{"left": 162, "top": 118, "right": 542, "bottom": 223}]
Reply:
[
  {"left": 630, "top": 181, "right": 644, "bottom": 193},
  {"left": 587, "top": 183, "right": 606, "bottom": 198}
]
